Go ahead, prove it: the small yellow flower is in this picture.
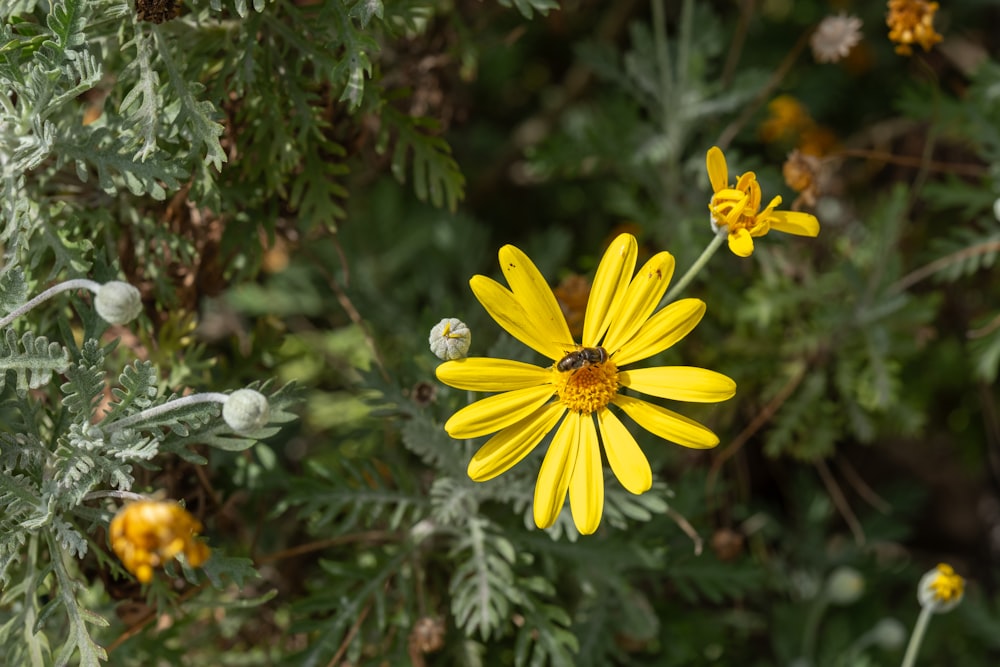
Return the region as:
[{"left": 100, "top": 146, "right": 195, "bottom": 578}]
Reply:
[
  {"left": 109, "top": 500, "right": 210, "bottom": 583},
  {"left": 917, "top": 563, "right": 965, "bottom": 613},
  {"left": 436, "top": 234, "right": 736, "bottom": 534},
  {"left": 886, "top": 0, "right": 943, "bottom": 56},
  {"left": 706, "top": 146, "right": 821, "bottom": 257}
]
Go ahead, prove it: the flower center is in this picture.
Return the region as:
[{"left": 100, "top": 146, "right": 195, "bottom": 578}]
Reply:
[
  {"left": 930, "top": 565, "right": 964, "bottom": 602},
  {"left": 553, "top": 359, "right": 619, "bottom": 414},
  {"left": 710, "top": 189, "right": 759, "bottom": 233}
]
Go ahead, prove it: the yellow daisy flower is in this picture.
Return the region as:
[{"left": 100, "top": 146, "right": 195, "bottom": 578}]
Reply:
[
  {"left": 917, "top": 563, "right": 965, "bottom": 613},
  {"left": 436, "top": 233, "right": 736, "bottom": 534},
  {"left": 109, "top": 500, "right": 210, "bottom": 583},
  {"left": 706, "top": 146, "right": 821, "bottom": 257}
]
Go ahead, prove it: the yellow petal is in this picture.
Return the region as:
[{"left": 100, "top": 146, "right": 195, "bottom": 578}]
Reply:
[
  {"left": 769, "top": 210, "right": 820, "bottom": 237},
  {"left": 582, "top": 234, "right": 637, "bottom": 347},
  {"left": 612, "top": 394, "right": 719, "bottom": 449},
  {"left": 597, "top": 408, "right": 651, "bottom": 494},
  {"left": 706, "top": 146, "right": 728, "bottom": 193},
  {"left": 533, "top": 411, "right": 580, "bottom": 529},
  {"left": 569, "top": 417, "right": 604, "bottom": 535},
  {"left": 445, "top": 385, "right": 556, "bottom": 439},
  {"left": 728, "top": 228, "right": 754, "bottom": 257},
  {"left": 436, "top": 358, "right": 551, "bottom": 392},
  {"left": 468, "top": 402, "right": 566, "bottom": 481},
  {"left": 612, "top": 298, "right": 705, "bottom": 367},
  {"left": 619, "top": 366, "right": 736, "bottom": 403},
  {"left": 470, "top": 276, "right": 564, "bottom": 360},
  {"left": 499, "top": 244, "right": 575, "bottom": 350},
  {"left": 602, "top": 252, "right": 675, "bottom": 354}
]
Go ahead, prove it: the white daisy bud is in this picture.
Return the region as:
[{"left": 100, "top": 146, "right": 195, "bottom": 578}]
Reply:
[
  {"left": 870, "top": 618, "right": 906, "bottom": 650},
  {"left": 429, "top": 318, "right": 471, "bottom": 360},
  {"left": 917, "top": 563, "right": 965, "bottom": 613},
  {"left": 825, "top": 566, "right": 865, "bottom": 605},
  {"left": 222, "top": 389, "right": 270, "bottom": 433},
  {"left": 95, "top": 281, "right": 143, "bottom": 324}
]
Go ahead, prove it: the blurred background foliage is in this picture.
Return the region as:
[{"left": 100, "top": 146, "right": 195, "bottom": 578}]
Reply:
[{"left": 3, "top": 0, "right": 1000, "bottom": 664}]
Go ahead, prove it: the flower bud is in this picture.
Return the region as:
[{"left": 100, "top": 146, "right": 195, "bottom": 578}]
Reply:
[
  {"left": 870, "top": 618, "right": 906, "bottom": 650},
  {"left": 429, "top": 318, "right": 471, "bottom": 360},
  {"left": 917, "top": 563, "right": 964, "bottom": 613},
  {"left": 825, "top": 566, "right": 865, "bottom": 605},
  {"left": 95, "top": 281, "right": 143, "bottom": 324},
  {"left": 222, "top": 389, "right": 270, "bottom": 433}
]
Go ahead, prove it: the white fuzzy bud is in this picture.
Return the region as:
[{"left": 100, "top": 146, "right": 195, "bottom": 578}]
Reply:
[
  {"left": 95, "top": 281, "right": 143, "bottom": 324},
  {"left": 869, "top": 618, "right": 906, "bottom": 650},
  {"left": 222, "top": 389, "right": 270, "bottom": 433},
  {"left": 825, "top": 566, "right": 865, "bottom": 605},
  {"left": 429, "top": 318, "right": 471, "bottom": 360}
]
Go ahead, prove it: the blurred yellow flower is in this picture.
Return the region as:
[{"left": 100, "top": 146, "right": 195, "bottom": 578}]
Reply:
[
  {"left": 706, "top": 146, "right": 821, "bottom": 257},
  {"left": 886, "top": 0, "right": 943, "bottom": 56},
  {"left": 110, "top": 500, "right": 210, "bottom": 583},
  {"left": 436, "top": 234, "right": 735, "bottom": 535}
]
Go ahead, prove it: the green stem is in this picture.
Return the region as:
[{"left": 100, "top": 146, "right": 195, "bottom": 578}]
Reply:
[
  {"left": 901, "top": 606, "right": 934, "bottom": 667},
  {"left": 101, "top": 392, "right": 229, "bottom": 434},
  {"left": 0, "top": 278, "right": 102, "bottom": 329},
  {"left": 800, "top": 590, "right": 830, "bottom": 663},
  {"left": 661, "top": 230, "right": 727, "bottom": 305}
]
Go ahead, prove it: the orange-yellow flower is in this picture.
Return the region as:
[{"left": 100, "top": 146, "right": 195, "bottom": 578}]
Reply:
[
  {"left": 886, "top": 0, "right": 943, "bottom": 56},
  {"left": 436, "top": 234, "right": 736, "bottom": 534},
  {"left": 109, "top": 500, "right": 210, "bottom": 582},
  {"left": 706, "top": 146, "right": 821, "bottom": 257}
]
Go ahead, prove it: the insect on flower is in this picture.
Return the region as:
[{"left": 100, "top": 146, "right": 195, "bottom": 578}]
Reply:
[{"left": 556, "top": 346, "right": 609, "bottom": 373}]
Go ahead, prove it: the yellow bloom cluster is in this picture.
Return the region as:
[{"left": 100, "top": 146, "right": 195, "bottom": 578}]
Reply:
[
  {"left": 706, "top": 147, "right": 821, "bottom": 257},
  {"left": 109, "top": 500, "right": 210, "bottom": 583},
  {"left": 886, "top": 0, "right": 943, "bottom": 56}
]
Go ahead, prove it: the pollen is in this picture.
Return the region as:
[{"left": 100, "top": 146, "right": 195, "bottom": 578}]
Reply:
[{"left": 553, "top": 359, "right": 619, "bottom": 414}]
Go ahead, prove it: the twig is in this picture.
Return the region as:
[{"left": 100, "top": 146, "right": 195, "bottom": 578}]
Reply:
[
  {"left": 706, "top": 364, "right": 807, "bottom": 494},
  {"left": 835, "top": 457, "right": 892, "bottom": 515},
  {"left": 325, "top": 598, "right": 374, "bottom": 667},
  {"left": 833, "top": 147, "right": 986, "bottom": 177},
  {"left": 715, "top": 30, "right": 810, "bottom": 150},
  {"left": 254, "top": 530, "right": 400, "bottom": 566},
  {"left": 815, "top": 458, "right": 865, "bottom": 546},
  {"left": 106, "top": 583, "right": 208, "bottom": 654},
  {"left": 890, "top": 240, "right": 1000, "bottom": 294},
  {"left": 666, "top": 506, "right": 703, "bottom": 555}
]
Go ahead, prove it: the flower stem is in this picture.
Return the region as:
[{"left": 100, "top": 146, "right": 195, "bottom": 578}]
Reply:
[
  {"left": 800, "top": 589, "right": 830, "bottom": 664},
  {"left": 661, "top": 230, "right": 727, "bottom": 305},
  {"left": 900, "top": 606, "right": 934, "bottom": 667},
  {"left": 101, "top": 392, "right": 229, "bottom": 434},
  {"left": 0, "top": 278, "right": 102, "bottom": 329}
]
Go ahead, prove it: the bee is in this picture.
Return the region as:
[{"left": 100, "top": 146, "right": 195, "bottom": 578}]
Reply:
[{"left": 556, "top": 346, "right": 608, "bottom": 373}]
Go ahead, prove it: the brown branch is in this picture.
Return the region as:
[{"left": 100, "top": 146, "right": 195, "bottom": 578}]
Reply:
[
  {"left": 833, "top": 147, "right": 987, "bottom": 177},
  {"left": 835, "top": 457, "right": 892, "bottom": 515},
  {"left": 815, "top": 458, "right": 865, "bottom": 546},
  {"left": 325, "top": 597, "right": 374, "bottom": 667},
  {"left": 706, "top": 363, "right": 807, "bottom": 495},
  {"left": 254, "top": 530, "right": 401, "bottom": 566},
  {"left": 106, "top": 583, "right": 208, "bottom": 654},
  {"left": 890, "top": 240, "right": 1000, "bottom": 294}
]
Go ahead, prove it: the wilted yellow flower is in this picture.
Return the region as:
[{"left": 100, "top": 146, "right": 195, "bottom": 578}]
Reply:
[
  {"left": 109, "top": 500, "right": 210, "bottom": 583},
  {"left": 706, "top": 146, "right": 821, "bottom": 257},
  {"left": 917, "top": 563, "right": 965, "bottom": 613},
  {"left": 436, "top": 234, "right": 736, "bottom": 534},
  {"left": 886, "top": 0, "right": 943, "bottom": 56}
]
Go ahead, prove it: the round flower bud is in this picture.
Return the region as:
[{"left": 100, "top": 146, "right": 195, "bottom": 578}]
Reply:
[
  {"left": 95, "top": 281, "right": 143, "bottom": 324},
  {"left": 917, "top": 563, "right": 965, "bottom": 613},
  {"left": 825, "top": 566, "right": 865, "bottom": 605},
  {"left": 222, "top": 389, "right": 270, "bottom": 433},
  {"left": 429, "top": 318, "right": 471, "bottom": 360},
  {"left": 870, "top": 618, "right": 906, "bottom": 651},
  {"left": 993, "top": 197, "right": 1000, "bottom": 223}
]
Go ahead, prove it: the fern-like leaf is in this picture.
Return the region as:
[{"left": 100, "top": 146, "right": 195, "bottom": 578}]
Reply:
[
  {"left": 60, "top": 339, "right": 107, "bottom": 420},
  {"left": 0, "top": 328, "right": 70, "bottom": 396},
  {"left": 448, "top": 516, "right": 519, "bottom": 641}
]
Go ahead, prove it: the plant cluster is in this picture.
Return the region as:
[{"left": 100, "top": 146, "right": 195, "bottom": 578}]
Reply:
[{"left": 2, "top": 0, "right": 1000, "bottom": 666}]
